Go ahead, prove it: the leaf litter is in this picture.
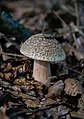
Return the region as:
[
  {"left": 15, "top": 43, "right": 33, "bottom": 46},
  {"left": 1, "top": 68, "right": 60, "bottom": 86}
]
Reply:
[{"left": 0, "top": 0, "right": 84, "bottom": 119}]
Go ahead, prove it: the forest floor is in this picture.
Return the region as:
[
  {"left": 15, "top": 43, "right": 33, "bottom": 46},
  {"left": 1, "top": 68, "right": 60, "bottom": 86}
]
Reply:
[{"left": 0, "top": 0, "right": 84, "bottom": 119}]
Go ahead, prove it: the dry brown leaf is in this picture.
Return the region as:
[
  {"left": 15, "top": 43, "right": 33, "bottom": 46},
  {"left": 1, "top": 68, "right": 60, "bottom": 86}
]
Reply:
[
  {"left": 64, "top": 78, "right": 83, "bottom": 96},
  {"left": 66, "top": 114, "right": 71, "bottom": 119},
  {"left": 63, "top": 43, "right": 84, "bottom": 61},
  {"left": 14, "top": 77, "right": 26, "bottom": 85},
  {"left": 78, "top": 93, "right": 84, "bottom": 109},
  {"left": 23, "top": 63, "right": 29, "bottom": 72},
  {"left": 58, "top": 105, "right": 70, "bottom": 116},
  {"left": 33, "top": 81, "right": 43, "bottom": 90},
  {"left": 24, "top": 84, "right": 34, "bottom": 90},
  {"left": 14, "top": 78, "right": 35, "bottom": 90},
  {"left": 20, "top": 93, "right": 41, "bottom": 108},
  {"left": 47, "top": 80, "right": 64, "bottom": 98},
  {"left": 4, "top": 73, "right": 12, "bottom": 80},
  {"left": 42, "top": 98, "right": 56, "bottom": 106},
  {"left": 3, "top": 63, "right": 12, "bottom": 72},
  {"left": 0, "top": 72, "right": 4, "bottom": 79},
  {"left": 0, "top": 63, "right": 7, "bottom": 69},
  {"left": 25, "top": 98, "right": 41, "bottom": 108},
  {"left": 0, "top": 72, "right": 12, "bottom": 80},
  {"left": 47, "top": 108, "right": 58, "bottom": 119},
  {"left": 20, "top": 93, "right": 37, "bottom": 100},
  {"left": 0, "top": 105, "right": 9, "bottom": 119},
  {"left": 70, "top": 111, "right": 84, "bottom": 119}
]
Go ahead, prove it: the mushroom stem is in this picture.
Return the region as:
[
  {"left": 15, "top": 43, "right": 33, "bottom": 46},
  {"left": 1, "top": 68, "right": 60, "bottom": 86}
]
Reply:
[{"left": 33, "top": 60, "right": 51, "bottom": 85}]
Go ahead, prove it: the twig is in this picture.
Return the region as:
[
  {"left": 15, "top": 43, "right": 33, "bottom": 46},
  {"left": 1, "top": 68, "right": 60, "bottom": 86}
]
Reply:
[
  {"left": 49, "top": 76, "right": 57, "bottom": 79},
  {"left": 64, "top": 66, "right": 82, "bottom": 75},
  {"left": 42, "top": 20, "right": 46, "bottom": 34},
  {"left": 0, "top": 51, "right": 27, "bottom": 58},
  {"left": 10, "top": 102, "right": 74, "bottom": 118},
  {"left": 53, "top": 11, "right": 70, "bottom": 36},
  {"left": 70, "top": 111, "right": 84, "bottom": 119},
  {"left": 0, "top": 32, "right": 20, "bottom": 50},
  {"left": 63, "top": 43, "right": 84, "bottom": 60},
  {"left": 55, "top": 26, "right": 84, "bottom": 34},
  {"left": 53, "top": 11, "right": 68, "bottom": 27},
  {"left": 10, "top": 105, "right": 54, "bottom": 118},
  {"left": 70, "top": 22, "right": 84, "bottom": 37},
  {"left": 61, "top": 4, "right": 77, "bottom": 17},
  {"left": 74, "top": 0, "right": 79, "bottom": 26},
  {"left": 72, "top": 32, "right": 79, "bottom": 49}
]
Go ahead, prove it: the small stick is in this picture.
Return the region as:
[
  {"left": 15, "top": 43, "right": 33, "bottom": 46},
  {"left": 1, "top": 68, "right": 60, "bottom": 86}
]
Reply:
[
  {"left": 70, "top": 22, "right": 84, "bottom": 37},
  {"left": 72, "top": 32, "right": 79, "bottom": 49},
  {"left": 0, "top": 51, "right": 27, "bottom": 58},
  {"left": 74, "top": 0, "right": 79, "bottom": 26},
  {"left": 53, "top": 11, "right": 68, "bottom": 27},
  {"left": 64, "top": 66, "right": 82, "bottom": 75}
]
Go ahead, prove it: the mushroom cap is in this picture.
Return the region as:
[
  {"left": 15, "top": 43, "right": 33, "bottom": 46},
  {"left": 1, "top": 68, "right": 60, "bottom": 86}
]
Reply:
[{"left": 20, "top": 34, "right": 66, "bottom": 63}]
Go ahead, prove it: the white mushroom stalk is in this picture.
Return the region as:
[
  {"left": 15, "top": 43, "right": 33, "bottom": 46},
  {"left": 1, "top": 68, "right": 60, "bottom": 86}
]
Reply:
[
  {"left": 20, "top": 34, "right": 66, "bottom": 85},
  {"left": 33, "top": 60, "right": 51, "bottom": 84}
]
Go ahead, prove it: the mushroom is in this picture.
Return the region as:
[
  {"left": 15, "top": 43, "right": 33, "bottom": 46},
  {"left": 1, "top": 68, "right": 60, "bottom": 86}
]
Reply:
[{"left": 20, "top": 34, "right": 66, "bottom": 85}]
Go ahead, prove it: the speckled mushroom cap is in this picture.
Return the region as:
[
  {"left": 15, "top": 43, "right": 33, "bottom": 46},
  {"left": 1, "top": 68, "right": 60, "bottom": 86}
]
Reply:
[{"left": 20, "top": 34, "right": 66, "bottom": 62}]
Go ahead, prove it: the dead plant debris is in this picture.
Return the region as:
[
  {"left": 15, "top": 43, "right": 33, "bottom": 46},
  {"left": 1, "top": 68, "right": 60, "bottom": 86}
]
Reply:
[{"left": 0, "top": 0, "right": 84, "bottom": 119}]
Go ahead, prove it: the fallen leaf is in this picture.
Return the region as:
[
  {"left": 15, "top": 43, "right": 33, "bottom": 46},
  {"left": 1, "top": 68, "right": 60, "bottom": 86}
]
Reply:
[
  {"left": 42, "top": 98, "right": 56, "bottom": 106},
  {"left": 25, "top": 99, "right": 41, "bottom": 108},
  {"left": 64, "top": 78, "right": 83, "bottom": 96},
  {"left": 0, "top": 105, "right": 9, "bottom": 119},
  {"left": 47, "top": 80, "right": 64, "bottom": 98}
]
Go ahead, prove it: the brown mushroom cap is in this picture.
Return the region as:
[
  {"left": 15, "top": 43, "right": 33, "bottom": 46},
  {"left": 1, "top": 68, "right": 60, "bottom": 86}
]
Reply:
[{"left": 20, "top": 34, "right": 66, "bottom": 62}]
